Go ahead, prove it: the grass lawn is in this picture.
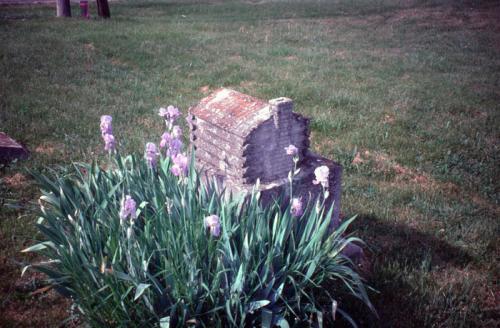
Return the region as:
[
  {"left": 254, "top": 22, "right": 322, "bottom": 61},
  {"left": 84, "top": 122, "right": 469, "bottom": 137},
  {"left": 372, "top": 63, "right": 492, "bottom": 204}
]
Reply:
[{"left": 0, "top": 0, "right": 498, "bottom": 326}]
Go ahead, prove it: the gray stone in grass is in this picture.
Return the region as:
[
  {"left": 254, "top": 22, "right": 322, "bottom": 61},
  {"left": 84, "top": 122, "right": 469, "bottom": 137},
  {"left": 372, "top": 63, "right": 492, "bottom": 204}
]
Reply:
[
  {"left": 341, "top": 242, "right": 365, "bottom": 264},
  {"left": 0, "top": 132, "right": 29, "bottom": 164}
]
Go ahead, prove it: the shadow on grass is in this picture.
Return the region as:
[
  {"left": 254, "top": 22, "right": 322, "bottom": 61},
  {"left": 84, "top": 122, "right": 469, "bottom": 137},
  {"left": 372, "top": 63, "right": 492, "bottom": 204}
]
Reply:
[
  {"left": 338, "top": 214, "right": 475, "bottom": 327},
  {"left": 353, "top": 214, "right": 472, "bottom": 270}
]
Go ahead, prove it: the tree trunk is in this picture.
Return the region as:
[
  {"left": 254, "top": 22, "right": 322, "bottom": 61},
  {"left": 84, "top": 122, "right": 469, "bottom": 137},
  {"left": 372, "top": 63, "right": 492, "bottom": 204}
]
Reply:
[
  {"left": 56, "top": 0, "right": 71, "bottom": 17},
  {"left": 96, "top": 0, "right": 110, "bottom": 18}
]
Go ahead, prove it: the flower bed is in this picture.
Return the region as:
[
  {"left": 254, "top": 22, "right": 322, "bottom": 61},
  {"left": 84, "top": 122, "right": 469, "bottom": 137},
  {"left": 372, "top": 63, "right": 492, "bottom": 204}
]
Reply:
[{"left": 23, "top": 108, "right": 375, "bottom": 327}]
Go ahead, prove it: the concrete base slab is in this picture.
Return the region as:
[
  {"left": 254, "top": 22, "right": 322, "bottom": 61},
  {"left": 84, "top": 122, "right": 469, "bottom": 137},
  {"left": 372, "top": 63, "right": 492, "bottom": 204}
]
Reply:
[{"left": 202, "top": 151, "right": 343, "bottom": 228}]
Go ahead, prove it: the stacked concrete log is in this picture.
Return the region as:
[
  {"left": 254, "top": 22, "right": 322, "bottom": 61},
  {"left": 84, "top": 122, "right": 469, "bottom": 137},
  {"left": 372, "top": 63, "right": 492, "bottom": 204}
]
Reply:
[{"left": 188, "top": 88, "right": 343, "bottom": 228}]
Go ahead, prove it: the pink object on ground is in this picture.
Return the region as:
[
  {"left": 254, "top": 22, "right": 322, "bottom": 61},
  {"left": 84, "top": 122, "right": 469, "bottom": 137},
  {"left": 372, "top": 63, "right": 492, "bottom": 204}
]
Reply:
[{"left": 80, "top": 0, "right": 89, "bottom": 18}]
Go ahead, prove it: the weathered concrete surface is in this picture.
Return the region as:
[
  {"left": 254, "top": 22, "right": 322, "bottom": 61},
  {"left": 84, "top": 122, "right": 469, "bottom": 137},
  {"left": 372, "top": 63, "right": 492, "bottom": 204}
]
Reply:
[
  {"left": 245, "top": 152, "right": 343, "bottom": 228},
  {"left": 190, "top": 88, "right": 270, "bottom": 137},
  {"left": 0, "top": 132, "right": 28, "bottom": 163},
  {"left": 190, "top": 88, "right": 310, "bottom": 183}
]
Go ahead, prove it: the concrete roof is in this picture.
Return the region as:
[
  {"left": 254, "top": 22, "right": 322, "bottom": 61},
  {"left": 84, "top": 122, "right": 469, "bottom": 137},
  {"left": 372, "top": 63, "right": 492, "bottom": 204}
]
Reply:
[{"left": 189, "top": 88, "right": 273, "bottom": 138}]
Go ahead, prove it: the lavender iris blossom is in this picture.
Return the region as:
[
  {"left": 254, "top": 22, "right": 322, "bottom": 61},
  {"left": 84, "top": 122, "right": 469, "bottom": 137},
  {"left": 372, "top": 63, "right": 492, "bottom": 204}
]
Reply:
[
  {"left": 204, "top": 214, "right": 221, "bottom": 237},
  {"left": 167, "top": 138, "right": 183, "bottom": 157},
  {"left": 284, "top": 144, "right": 298, "bottom": 156},
  {"left": 158, "top": 105, "right": 181, "bottom": 128},
  {"left": 170, "top": 153, "right": 188, "bottom": 176},
  {"left": 167, "top": 106, "right": 180, "bottom": 121},
  {"left": 103, "top": 134, "right": 116, "bottom": 153},
  {"left": 100, "top": 115, "right": 113, "bottom": 136},
  {"left": 313, "top": 165, "right": 330, "bottom": 189},
  {"left": 160, "top": 132, "right": 172, "bottom": 149},
  {"left": 171, "top": 125, "right": 182, "bottom": 139},
  {"left": 158, "top": 107, "right": 167, "bottom": 117},
  {"left": 100, "top": 115, "right": 115, "bottom": 153},
  {"left": 119, "top": 195, "right": 137, "bottom": 223},
  {"left": 145, "top": 142, "right": 159, "bottom": 168},
  {"left": 290, "top": 197, "right": 304, "bottom": 217}
]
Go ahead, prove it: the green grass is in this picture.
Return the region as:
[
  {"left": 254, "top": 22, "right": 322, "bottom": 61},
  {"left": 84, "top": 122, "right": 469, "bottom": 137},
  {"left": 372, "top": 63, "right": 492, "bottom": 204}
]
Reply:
[{"left": 0, "top": 0, "right": 499, "bottom": 326}]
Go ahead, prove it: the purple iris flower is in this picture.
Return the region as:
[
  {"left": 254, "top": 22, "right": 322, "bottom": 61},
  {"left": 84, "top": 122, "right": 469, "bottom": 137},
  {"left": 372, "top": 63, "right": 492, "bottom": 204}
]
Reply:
[
  {"left": 100, "top": 115, "right": 113, "bottom": 136},
  {"left": 171, "top": 125, "right": 182, "bottom": 139},
  {"left": 119, "top": 195, "right": 136, "bottom": 223},
  {"left": 145, "top": 142, "right": 159, "bottom": 168},
  {"left": 158, "top": 105, "right": 181, "bottom": 128},
  {"left": 290, "top": 197, "right": 303, "bottom": 217},
  {"left": 204, "top": 214, "right": 221, "bottom": 237},
  {"left": 284, "top": 144, "right": 298, "bottom": 156},
  {"left": 103, "top": 134, "right": 115, "bottom": 153},
  {"left": 313, "top": 165, "right": 329, "bottom": 188},
  {"left": 170, "top": 153, "right": 188, "bottom": 176},
  {"left": 167, "top": 138, "right": 183, "bottom": 157},
  {"left": 160, "top": 132, "right": 172, "bottom": 149}
]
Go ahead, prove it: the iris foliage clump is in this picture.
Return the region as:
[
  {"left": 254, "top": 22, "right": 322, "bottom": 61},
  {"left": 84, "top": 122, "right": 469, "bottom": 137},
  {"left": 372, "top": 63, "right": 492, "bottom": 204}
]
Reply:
[{"left": 24, "top": 113, "right": 375, "bottom": 327}]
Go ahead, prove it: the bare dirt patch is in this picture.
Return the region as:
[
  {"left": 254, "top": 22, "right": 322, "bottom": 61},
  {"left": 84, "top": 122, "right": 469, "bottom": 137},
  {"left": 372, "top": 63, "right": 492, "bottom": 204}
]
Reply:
[
  {"left": 83, "top": 43, "right": 95, "bottom": 52},
  {"left": 228, "top": 55, "right": 242, "bottom": 62},
  {"left": 110, "top": 58, "right": 126, "bottom": 66},
  {"left": 353, "top": 150, "right": 435, "bottom": 191},
  {"left": 199, "top": 85, "right": 210, "bottom": 94},
  {"left": 354, "top": 149, "right": 500, "bottom": 217},
  {"left": 2, "top": 172, "right": 28, "bottom": 189},
  {"left": 367, "top": 47, "right": 403, "bottom": 59},
  {"left": 382, "top": 114, "right": 396, "bottom": 124},
  {"left": 387, "top": 6, "right": 462, "bottom": 28},
  {"left": 1, "top": 283, "right": 76, "bottom": 327},
  {"left": 34, "top": 143, "right": 57, "bottom": 156},
  {"left": 318, "top": 14, "right": 384, "bottom": 29},
  {"left": 316, "top": 2, "right": 500, "bottom": 51},
  {"left": 331, "top": 49, "right": 349, "bottom": 60},
  {"left": 387, "top": 2, "right": 500, "bottom": 50},
  {"left": 355, "top": 150, "right": 432, "bottom": 188},
  {"left": 351, "top": 152, "right": 363, "bottom": 165},
  {"left": 239, "top": 80, "right": 256, "bottom": 88}
]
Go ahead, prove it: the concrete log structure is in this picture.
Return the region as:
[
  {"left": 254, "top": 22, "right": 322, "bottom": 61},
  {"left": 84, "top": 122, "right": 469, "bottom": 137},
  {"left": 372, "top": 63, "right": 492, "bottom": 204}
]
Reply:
[{"left": 188, "top": 88, "right": 342, "bottom": 227}]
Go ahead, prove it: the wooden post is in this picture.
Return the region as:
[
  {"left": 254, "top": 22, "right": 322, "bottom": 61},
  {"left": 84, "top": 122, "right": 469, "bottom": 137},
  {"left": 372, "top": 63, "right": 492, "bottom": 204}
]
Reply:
[
  {"left": 96, "top": 0, "right": 111, "bottom": 18},
  {"left": 56, "top": 0, "right": 71, "bottom": 17}
]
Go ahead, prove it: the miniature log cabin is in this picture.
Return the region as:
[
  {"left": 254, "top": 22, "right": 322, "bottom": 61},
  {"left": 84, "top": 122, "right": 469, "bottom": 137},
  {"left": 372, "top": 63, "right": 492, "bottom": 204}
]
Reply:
[{"left": 188, "top": 88, "right": 343, "bottom": 227}]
